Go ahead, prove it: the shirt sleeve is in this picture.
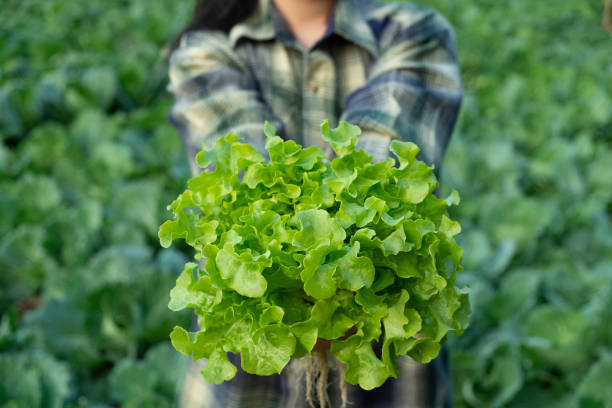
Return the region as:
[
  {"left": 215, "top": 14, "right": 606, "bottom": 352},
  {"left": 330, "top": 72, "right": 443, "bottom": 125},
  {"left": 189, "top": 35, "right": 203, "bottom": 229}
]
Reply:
[
  {"left": 340, "top": 7, "right": 463, "bottom": 171},
  {"left": 167, "top": 30, "right": 285, "bottom": 176}
]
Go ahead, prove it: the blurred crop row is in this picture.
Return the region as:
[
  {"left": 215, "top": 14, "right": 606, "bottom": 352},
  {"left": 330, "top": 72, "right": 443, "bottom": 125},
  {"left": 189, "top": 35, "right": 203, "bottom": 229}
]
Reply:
[
  {"left": 420, "top": 1, "right": 612, "bottom": 406},
  {"left": 1, "top": 0, "right": 193, "bottom": 406}
]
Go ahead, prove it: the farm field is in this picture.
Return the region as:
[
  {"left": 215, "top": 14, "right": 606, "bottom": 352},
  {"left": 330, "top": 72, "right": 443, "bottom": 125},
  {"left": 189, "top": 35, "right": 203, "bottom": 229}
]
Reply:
[
  {"left": 1, "top": 0, "right": 611, "bottom": 406},
  {"left": 422, "top": 1, "right": 612, "bottom": 406}
]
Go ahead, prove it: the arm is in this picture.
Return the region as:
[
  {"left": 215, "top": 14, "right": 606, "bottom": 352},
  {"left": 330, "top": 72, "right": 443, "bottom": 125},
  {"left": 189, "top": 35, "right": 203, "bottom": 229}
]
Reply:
[
  {"left": 341, "top": 8, "right": 463, "bottom": 171},
  {"left": 168, "top": 30, "right": 285, "bottom": 176}
]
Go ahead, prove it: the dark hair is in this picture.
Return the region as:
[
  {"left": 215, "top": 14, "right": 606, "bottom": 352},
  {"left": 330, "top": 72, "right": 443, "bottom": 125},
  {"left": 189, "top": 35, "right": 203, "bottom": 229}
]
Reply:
[{"left": 168, "top": 0, "right": 259, "bottom": 57}]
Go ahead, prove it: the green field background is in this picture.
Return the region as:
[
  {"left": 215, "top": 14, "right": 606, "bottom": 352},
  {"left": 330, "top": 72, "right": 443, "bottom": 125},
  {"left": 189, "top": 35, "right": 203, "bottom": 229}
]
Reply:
[{"left": 1, "top": 0, "right": 610, "bottom": 406}]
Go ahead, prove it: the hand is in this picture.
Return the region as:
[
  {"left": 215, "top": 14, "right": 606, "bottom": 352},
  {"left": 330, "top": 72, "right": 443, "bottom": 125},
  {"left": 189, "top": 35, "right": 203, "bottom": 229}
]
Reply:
[
  {"left": 312, "top": 326, "right": 358, "bottom": 352},
  {"left": 356, "top": 132, "right": 392, "bottom": 163}
]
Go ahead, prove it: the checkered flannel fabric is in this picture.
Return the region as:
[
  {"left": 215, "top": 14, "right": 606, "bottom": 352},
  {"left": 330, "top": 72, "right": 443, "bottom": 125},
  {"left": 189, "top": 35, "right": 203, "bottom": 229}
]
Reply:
[
  {"left": 168, "top": 0, "right": 462, "bottom": 176},
  {"left": 168, "top": 0, "right": 462, "bottom": 406},
  {"left": 179, "top": 343, "right": 453, "bottom": 408}
]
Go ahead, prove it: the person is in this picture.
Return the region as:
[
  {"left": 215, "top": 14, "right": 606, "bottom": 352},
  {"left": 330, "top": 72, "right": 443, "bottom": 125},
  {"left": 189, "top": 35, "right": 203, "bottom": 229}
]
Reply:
[{"left": 166, "top": 0, "right": 462, "bottom": 406}]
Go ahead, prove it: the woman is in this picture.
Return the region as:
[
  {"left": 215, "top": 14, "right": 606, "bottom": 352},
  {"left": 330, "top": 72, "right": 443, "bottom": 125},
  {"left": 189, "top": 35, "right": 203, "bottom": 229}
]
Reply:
[{"left": 167, "top": 0, "right": 462, "bottom": 406}]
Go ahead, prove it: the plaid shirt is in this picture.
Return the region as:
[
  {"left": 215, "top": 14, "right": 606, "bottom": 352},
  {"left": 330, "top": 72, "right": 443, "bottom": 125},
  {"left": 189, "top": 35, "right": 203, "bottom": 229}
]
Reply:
[{"left": 168, "top": 0, "right": 462, "bottom": 406}]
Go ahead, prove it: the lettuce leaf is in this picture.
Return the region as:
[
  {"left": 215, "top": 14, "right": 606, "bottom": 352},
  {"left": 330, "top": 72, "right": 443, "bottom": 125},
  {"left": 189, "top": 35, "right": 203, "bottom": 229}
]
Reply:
[{"left": 159, "top": 121, "right": 469, "bottom": 388}]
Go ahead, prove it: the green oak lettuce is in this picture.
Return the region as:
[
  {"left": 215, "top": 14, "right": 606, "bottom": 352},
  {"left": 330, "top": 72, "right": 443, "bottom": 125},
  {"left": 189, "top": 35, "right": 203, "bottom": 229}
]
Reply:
[{"left": 159, "top": 121, "right": 469, "bottom": 389}]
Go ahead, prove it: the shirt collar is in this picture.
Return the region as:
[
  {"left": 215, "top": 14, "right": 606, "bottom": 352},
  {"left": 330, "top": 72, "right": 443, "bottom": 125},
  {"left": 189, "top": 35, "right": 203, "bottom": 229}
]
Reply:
[
  {"left": 229, "top": 0, "right": 378, "bottom": 57},
  {"left": 228, "top": 0, "right": 275, "bottom": 46},
  {"left": 333, "top": 0, "right": 378, "bottom": 56}
]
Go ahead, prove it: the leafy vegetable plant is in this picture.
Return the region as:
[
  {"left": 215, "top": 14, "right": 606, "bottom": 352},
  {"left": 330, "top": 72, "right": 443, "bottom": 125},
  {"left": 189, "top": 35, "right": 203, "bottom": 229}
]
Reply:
[{"left": 159, "top": 121, "right": 469, "bottom": 389}]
